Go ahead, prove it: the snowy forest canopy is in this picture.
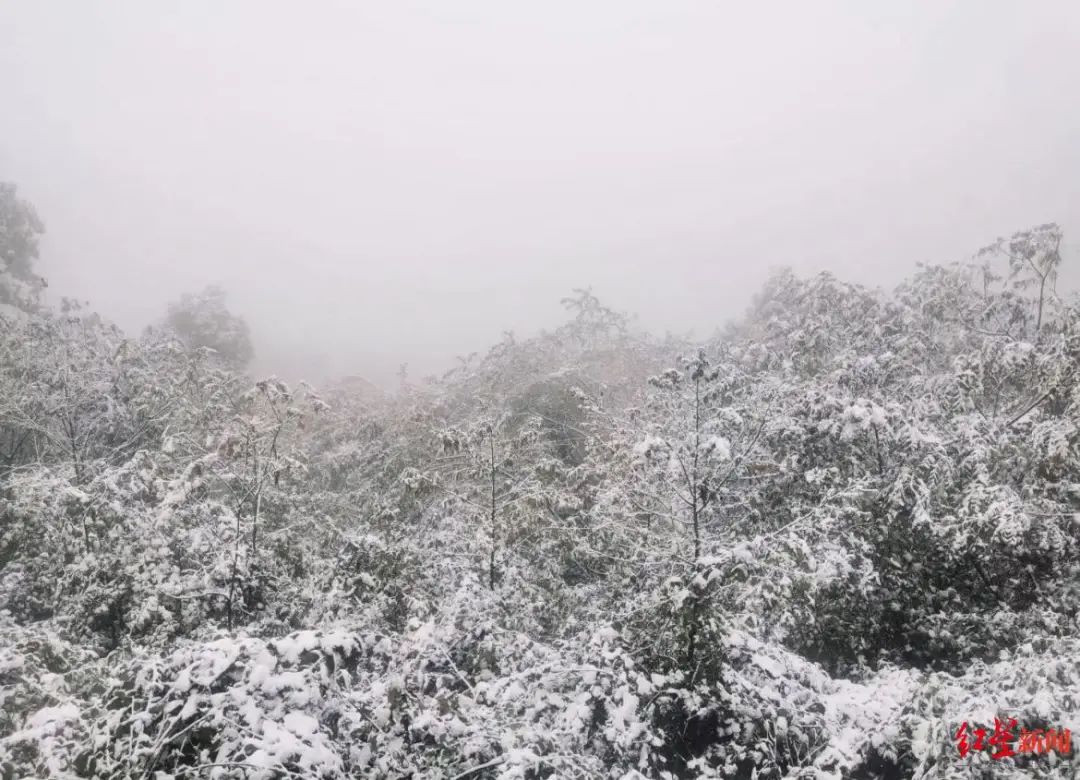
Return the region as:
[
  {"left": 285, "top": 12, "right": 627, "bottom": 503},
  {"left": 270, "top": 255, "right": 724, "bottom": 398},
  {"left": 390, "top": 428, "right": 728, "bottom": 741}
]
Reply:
[{"left": 1, "top": 181, "right": 1078, "bottom": 779}]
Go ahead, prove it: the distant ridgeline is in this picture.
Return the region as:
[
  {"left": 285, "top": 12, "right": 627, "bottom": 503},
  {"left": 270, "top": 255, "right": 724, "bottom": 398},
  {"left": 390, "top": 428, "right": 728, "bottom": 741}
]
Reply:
[{"left": 334, "top": 374, "right": 386, "bottom": 402}]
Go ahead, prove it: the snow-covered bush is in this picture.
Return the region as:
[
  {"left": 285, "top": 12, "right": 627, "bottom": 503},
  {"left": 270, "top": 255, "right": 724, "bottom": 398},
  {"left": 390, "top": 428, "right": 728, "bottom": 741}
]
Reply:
[{"left": 79, "top": 630, "right": 370, "bottom": 779}]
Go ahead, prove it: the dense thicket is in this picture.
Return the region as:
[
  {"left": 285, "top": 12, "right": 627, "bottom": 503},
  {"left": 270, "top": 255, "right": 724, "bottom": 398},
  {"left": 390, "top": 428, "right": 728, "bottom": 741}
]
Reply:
[{"left": 1, "top": 209, "right": 1077, "bottom": 778}]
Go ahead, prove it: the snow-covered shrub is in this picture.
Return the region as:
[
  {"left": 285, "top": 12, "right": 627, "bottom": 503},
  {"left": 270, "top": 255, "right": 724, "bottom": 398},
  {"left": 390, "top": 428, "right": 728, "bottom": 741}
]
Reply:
[
  {"left": 0, "top": 614, "right": 94, "bottom": 779},
  {"left": 896, "top": 637, "right": 1079, "bottom": 779},
  {"left": 78, "top": 629, "right": 372, "bottom": 779}
]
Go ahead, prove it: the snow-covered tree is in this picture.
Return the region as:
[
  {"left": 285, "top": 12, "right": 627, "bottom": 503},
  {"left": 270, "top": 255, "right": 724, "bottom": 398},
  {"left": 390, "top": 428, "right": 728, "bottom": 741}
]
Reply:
[
  {"left": 0, "top": 181, "right": 46, "bottom": 314},
  {"left": 164, "top": 285, "right": 255, "bottom": 369}
]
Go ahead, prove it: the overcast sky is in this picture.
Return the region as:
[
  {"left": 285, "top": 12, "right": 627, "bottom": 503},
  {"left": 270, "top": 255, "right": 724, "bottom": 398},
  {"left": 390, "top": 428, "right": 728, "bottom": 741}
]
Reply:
[{"left": 2, "top": 1, "right": 1079, "bottom": 386}]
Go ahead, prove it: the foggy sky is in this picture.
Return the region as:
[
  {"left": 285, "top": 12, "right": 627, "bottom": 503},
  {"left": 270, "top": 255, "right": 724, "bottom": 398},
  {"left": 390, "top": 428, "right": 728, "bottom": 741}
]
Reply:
[{"left": 2, "top": 1, "right": 1079, "bottom": 387}]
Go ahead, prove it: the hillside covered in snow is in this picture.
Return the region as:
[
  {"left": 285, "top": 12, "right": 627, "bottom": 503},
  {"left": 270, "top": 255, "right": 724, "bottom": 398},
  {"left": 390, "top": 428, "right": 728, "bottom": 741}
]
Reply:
[{"left": 1, "top": 194, "right": 1078, "bottom": 778}]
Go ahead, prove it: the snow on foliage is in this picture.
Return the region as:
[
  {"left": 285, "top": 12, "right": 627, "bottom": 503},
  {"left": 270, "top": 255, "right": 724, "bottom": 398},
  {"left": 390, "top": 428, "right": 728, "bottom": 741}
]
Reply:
[{"left": 1, "top": 217, "right": 1079, "bottom": 778}]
